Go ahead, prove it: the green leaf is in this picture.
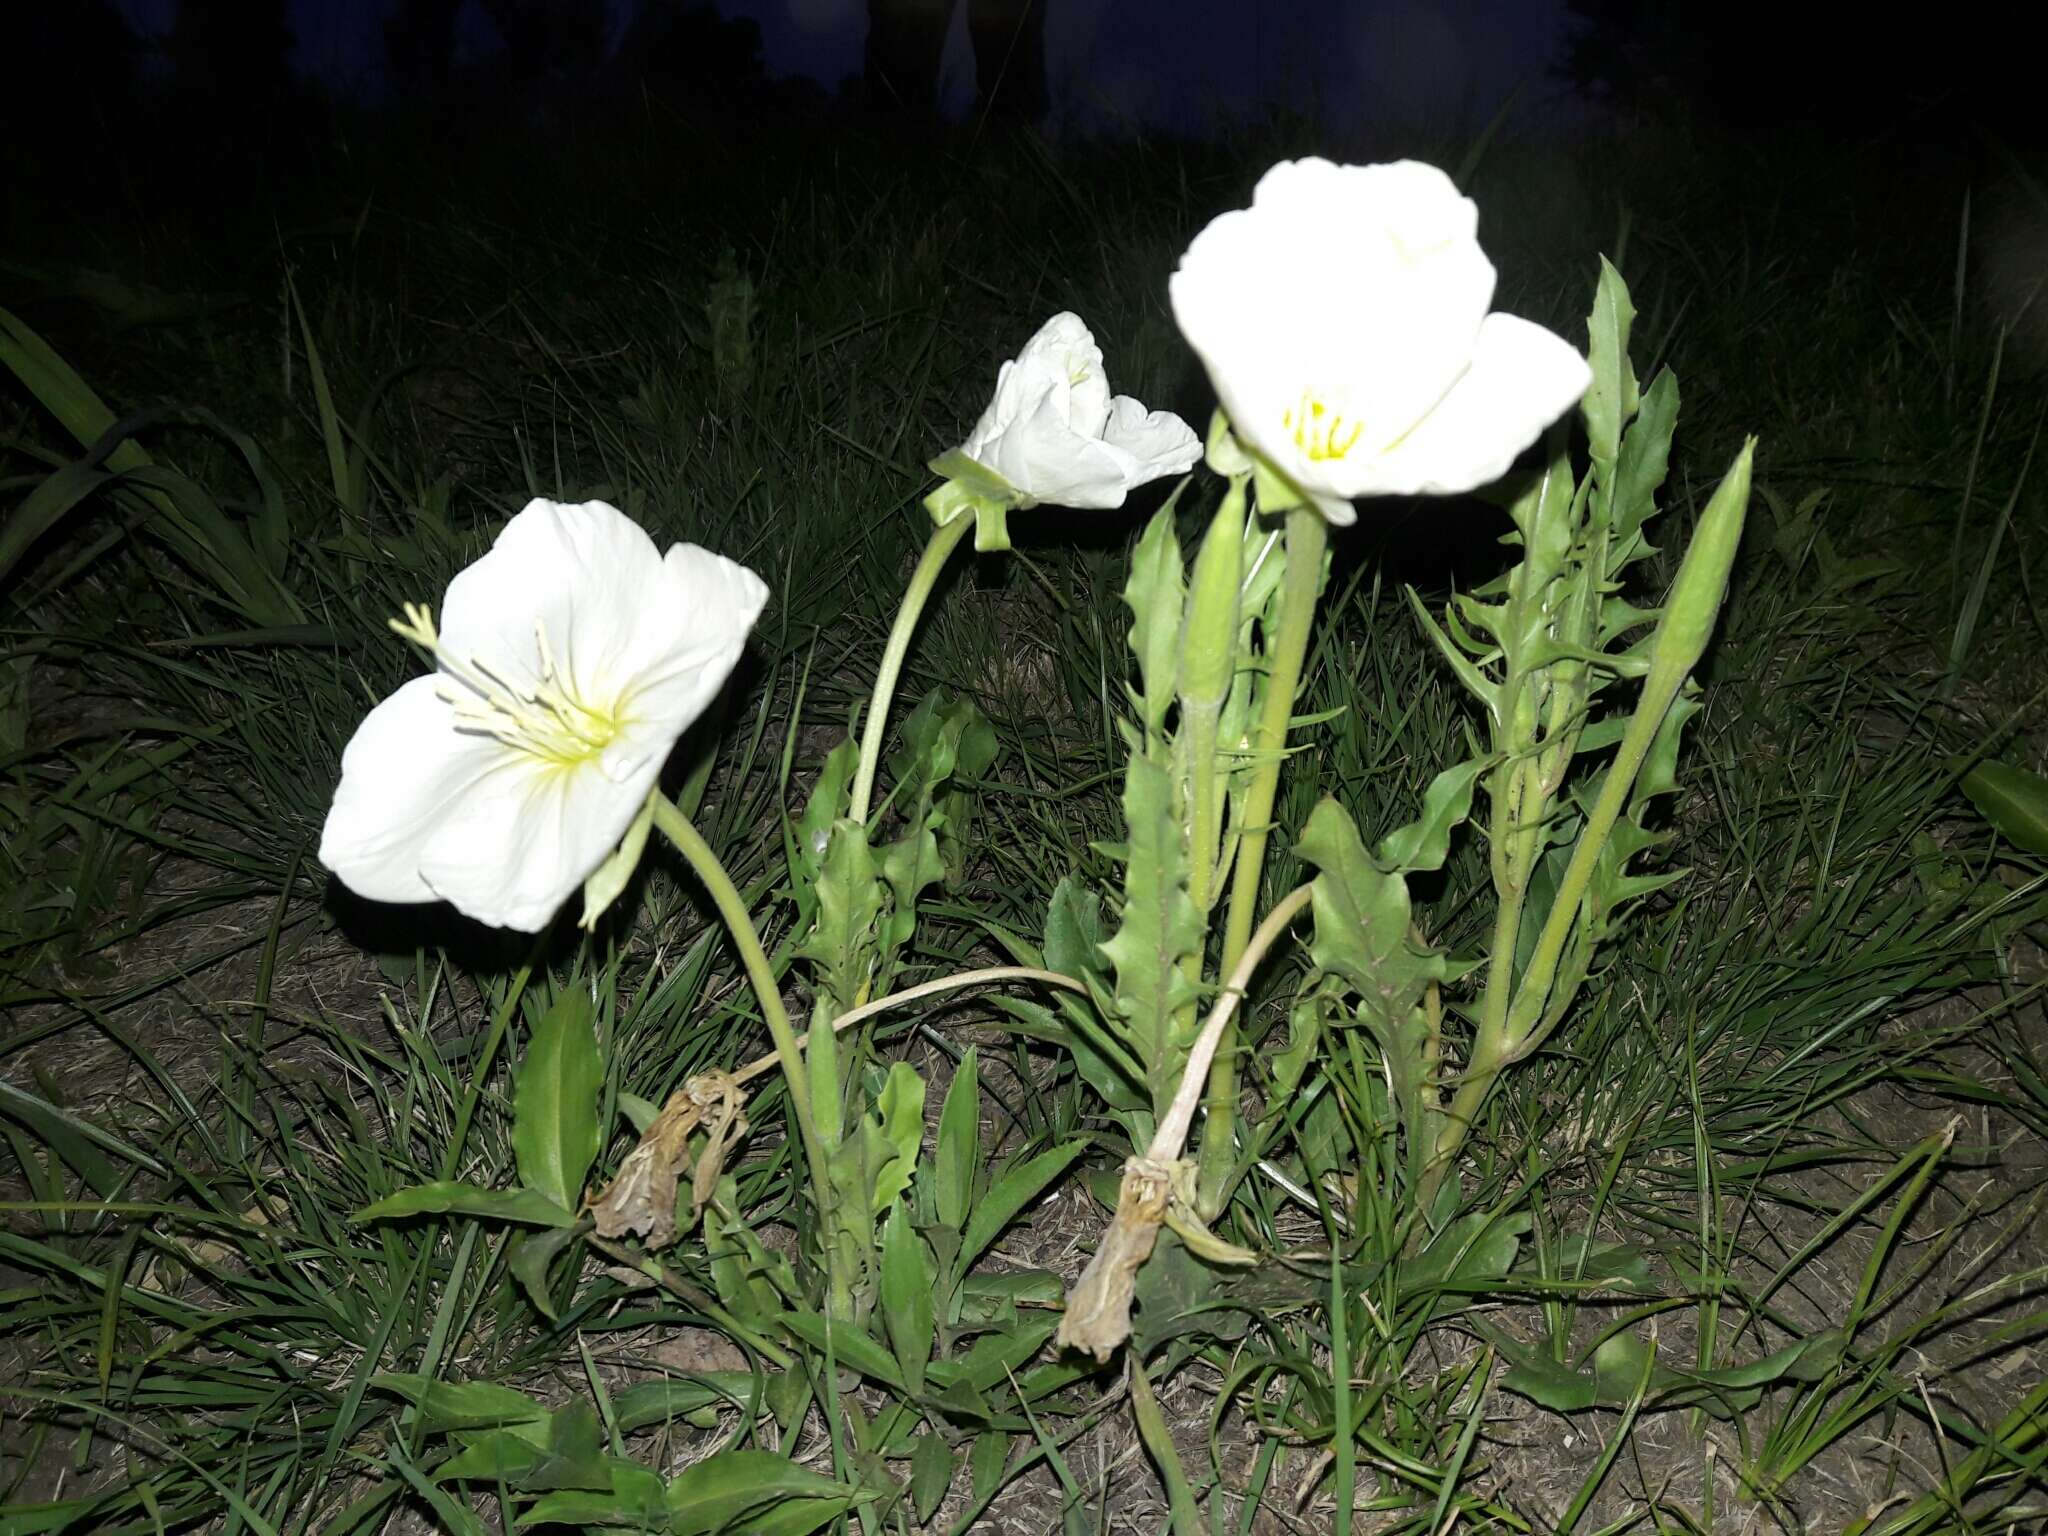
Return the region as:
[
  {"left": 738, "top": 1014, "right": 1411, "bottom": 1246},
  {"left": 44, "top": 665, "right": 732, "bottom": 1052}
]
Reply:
[
  {"left": 866, "top": 1060, "right": 926, "bottom": 1214},
  {"left": 1585, "top": 690, "right": 1701, "bottom": 949},
  {"left": 969, "top": 1432, "right": 1010, "bottom": 1503},
  {"left": 1960, "top": 758, "right": 2048, "bottom": 855},
  {"left": 509, "top": 1224, "right": 584, "bottom": 1322},
  {"left": 0, "top": 1080, "right": 152, "bottom": 1196},
  {"left": 513, "top": 986, "right": 604, "bottom": 1214},
  {"left": 1130, "top": 1230, "right": 1250, "bottom": 1354},
  {"left": 579, "top": 791, "right": 657, "bottom": 929},
  {"left": 1123, "top": 506, "right": 1186, "bottom": 737},
  {"left": 386, "top": 1446, "right": 488, "bottom": 1536},
  {"left": 438, "top": 1429, "right": 546, "bottom": 1483},
  {"left": 518, "top": 1454, "right": 667, "bottom": 1529},
  {"left": 617, "top": 1092, "right": 660, "bottom": 1134},
  {"left": 368, "top": 1374, "right": 549, "bottom": 1436},
  {"left": 1400, "top": 1212, "right": 1530, "bottom": 1298},
  {"left": 662, "top": 1448, "right": 860, "bottom": 1536},
  {"left": 1373, "top": 759, "right": 1484, "bottom": 875},
  {"left": 909, "top": 1433, "right": 953, "bottom": 1525},
  {"left": 724, "top": 1498, "right": 865, "bottom": 1536},
  {"left": 1490, "top": 1323, "right": 1847, "bottom": 1418},
  {"left": 794, "top": 818, "right": 883, "bottom": 1012},
  {"left": 890, "top": 690, "right": 996, "bottom": 811},
  {"left": 880, "top": 1200, "right": 936, "bottom": 1392},
  {"left": 1097, "top": 740, "right": 1201, "bottom": 1104},
  {"left": 926, "top": 1317, "right": 1061, "bottom": 1395},
  {"left": 1583, "top": 256, "right": 1639, "bottom": 470},
  {"left": 1520, "top": 1236, "right": 1656, "bottom": 1295},
  {"left": 502, "top": 1402, "right": 610, "bottom": 1492},
  {"left": 0, "top": 460, "right": 114, "bottom": 595},
  {"left": 1403, "top": 587, "right": 1500, "bottom": 718},
  {"left": 879, "top": 823, "right": 944, "bottom": 963},
  {"left": 1037, "top": 879, "right": 1146, "bottom": 1114},
  {"left": 784, "top": 722, "right": 854, "bottom": 939},
  {"left": 957, "top": 1269, "right": 1064, "bottom": 1307},
  {"left": 1129, "top": 1351, "right": 1203, "bottom": 1536},
  {"left": 791, "top": 740, "right": 857, "bottom": 888},
  {"left": 702, "top": 1190, "right": 787, "bottom": 1329},
  {"left": 1295, "top": 798, "right": 1448, "bottom": 1187},
  {"left": 780, "top": 1308, "right": 906, "bottom": 1392},
  {"left": 958, "top": 1140, "right": 1087, "bottom": 1276},
  {"left": 353, "top": 1182, "right": 575, "bottom": 1228},
  {"left": 933, "top": 1047, "right": 980, "bottom": 1231},
  {"left": 614, "top": 1373, "right": 766, "bottom": 1433},
  {"left": 1645, "top": 441, "right": 1753, "bottom": 687},
  {"left": 1613, "top": 368, "right": 1680, "bottom": 545}
]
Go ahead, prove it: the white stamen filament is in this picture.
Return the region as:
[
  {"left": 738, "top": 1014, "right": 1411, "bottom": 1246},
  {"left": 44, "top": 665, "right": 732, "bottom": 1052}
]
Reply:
[{"left": 390, "top": 603, "right": 619, "bottom": 767}]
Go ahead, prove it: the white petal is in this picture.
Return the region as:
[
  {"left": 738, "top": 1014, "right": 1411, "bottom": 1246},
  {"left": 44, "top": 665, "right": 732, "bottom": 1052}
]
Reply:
[
  {"left": 962, "top": 358, "right": 1030, "bottom": 462},
  {"left": 327, "top": 503, "right": 769, "bottom": 931},
  {"left": 319, "top": 675, "right": 508, "bottom": 905},
  {"left": 985, "top": 388, "right": 1138, "bottom": 508},
  {"left": 419, "top": 751, "right": 663, "bottom": 931},
  {"left": 1359, "top": 313, "right": 1592, "bottom": 496},
  {"left": 606, "top": 543, "right": 771, "bottom": 761},
  {"left": 1169, "top": 157, "right": 1505, "bottom": 518},
  {"left": 438, "top": 499, "right": 668, "bottom": 705},
  {"left": 1015, "top": 312, "right": 1112, "bottom": 427},
  {"left": 1100, "top": 396, "right": 1202, "bottom": 480},
  {"left": 1307, "top": 488, "right": 1359, "bottom": 527}
]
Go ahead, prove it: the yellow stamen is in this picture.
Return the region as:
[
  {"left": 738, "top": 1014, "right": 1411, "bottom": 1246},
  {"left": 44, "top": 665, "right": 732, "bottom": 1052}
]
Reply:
[
  {"left": 389, "top": 604, "right": 620, "bottom": 767},
  {"left": 1280, "top": 391, "right": 1366, "bottom": 463}
]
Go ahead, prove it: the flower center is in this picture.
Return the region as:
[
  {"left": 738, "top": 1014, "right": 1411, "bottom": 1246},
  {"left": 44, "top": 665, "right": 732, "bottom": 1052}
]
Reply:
[
  {"left": 391, "top": 603, "right": 619, "bottom": 768},
  {"left": 1282, "top": 391, "right": 1365, "bottom": 463}
]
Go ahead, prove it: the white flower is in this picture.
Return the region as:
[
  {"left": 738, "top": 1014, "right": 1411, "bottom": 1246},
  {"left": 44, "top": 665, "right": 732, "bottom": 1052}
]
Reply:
[
  {"left": 1169, "top": 158, "right": 1593, "bottom": 525},
  {"left": 319, "top": 499, "right": 768, "bottom": 931},
  {"left": 947, "top": 312, "right": 1200, "bottom": 511}
]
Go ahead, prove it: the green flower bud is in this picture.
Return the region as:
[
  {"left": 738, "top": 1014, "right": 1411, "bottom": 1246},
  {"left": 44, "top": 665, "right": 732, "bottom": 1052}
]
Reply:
[{"left": 1649, "top": 438, "right": 1753, "bottom": 686}]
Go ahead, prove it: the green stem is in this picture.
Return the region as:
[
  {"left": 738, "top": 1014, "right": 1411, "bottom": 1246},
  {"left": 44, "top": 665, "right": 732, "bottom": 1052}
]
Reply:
[
  {"left": 848, "top": 514, "right": 973, "bottom": 826},
  {"left": 1195, "top": 505, "right": 1326, "bottom": 1219},
  {"left": 649, "top": 794, "right": 831, "bottom": 1218},
  {"left": 1426, "top": 662, "right": 1687, "bottom": 1192}
]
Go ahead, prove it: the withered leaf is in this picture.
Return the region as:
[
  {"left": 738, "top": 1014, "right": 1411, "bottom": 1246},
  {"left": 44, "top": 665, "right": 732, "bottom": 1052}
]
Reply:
[
  {"left": 1055, "top": 1156, "right": 1176, "bottom": 1363},
  {"left": 589, "top": 1071, "right": 748, "bottom": 1249}
]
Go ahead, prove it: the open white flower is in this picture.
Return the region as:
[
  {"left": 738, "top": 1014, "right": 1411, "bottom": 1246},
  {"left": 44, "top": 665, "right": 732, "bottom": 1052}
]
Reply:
[
  {"left": 1169, "top": 158, "right": 1593, "bottom": 525},
  {"left": 939, "top": 311, "right": 1200, "bottom": 516},
  {"left": 320, "top": 498, "right": 768, "bottom": 931}
]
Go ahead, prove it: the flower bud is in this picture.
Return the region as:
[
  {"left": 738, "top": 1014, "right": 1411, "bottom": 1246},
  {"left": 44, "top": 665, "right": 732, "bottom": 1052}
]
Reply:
[{"left": 1649, "top": 439, "right": 1754, "bottom": 686}]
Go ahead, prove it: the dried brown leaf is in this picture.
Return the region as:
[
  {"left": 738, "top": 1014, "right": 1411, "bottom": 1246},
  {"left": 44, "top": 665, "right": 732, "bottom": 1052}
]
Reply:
[
  {"left": 1055, "top": 1155, "right": 1176, "bottom": 1363},
  {"left": 589, "top": 1071, "right": 748, "bottom": 1249}
]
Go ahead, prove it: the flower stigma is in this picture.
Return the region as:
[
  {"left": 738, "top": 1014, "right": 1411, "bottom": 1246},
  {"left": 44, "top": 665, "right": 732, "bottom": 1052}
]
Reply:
[
  {"left": 1281, "top": 391, "right": 1365, "bottom": 463},
  {"left": 389, "top": 602, "right": 620, "bottom": 768}
]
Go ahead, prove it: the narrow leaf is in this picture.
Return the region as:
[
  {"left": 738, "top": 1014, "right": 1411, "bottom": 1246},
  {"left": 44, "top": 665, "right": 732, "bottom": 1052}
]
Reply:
[{"left": 353, "top": 1182, "right": 575, "bottom": 1228}]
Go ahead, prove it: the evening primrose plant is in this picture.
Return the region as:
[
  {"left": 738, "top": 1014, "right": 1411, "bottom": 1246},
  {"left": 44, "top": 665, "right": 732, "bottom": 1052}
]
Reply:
[{"left": 326, "top": 156, "right": 1754, "bottom": 1526}]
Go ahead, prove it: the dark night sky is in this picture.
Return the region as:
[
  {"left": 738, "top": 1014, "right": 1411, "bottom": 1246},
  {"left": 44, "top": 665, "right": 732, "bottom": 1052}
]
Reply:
[{"left": 114, "top": 0, "right": 1581, "bottom": 136}]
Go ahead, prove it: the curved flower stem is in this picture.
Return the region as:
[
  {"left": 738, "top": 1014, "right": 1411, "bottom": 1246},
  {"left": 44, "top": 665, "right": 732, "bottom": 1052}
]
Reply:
[
  {"left": 728, "top": 965, "right": 1084, "bottom": 1087},
  {"left": 1153, "top": 884, "right": 1313, "bottom": 1160},
  {"left": 1196, "top": 505, "right": 1327, "bottom": 1219},
  {"left": 649, "top": 794, "right": 831, "bottom": 1221},
  {"left": 849, "top": 514, "right": 974, "bottom": 826}
]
